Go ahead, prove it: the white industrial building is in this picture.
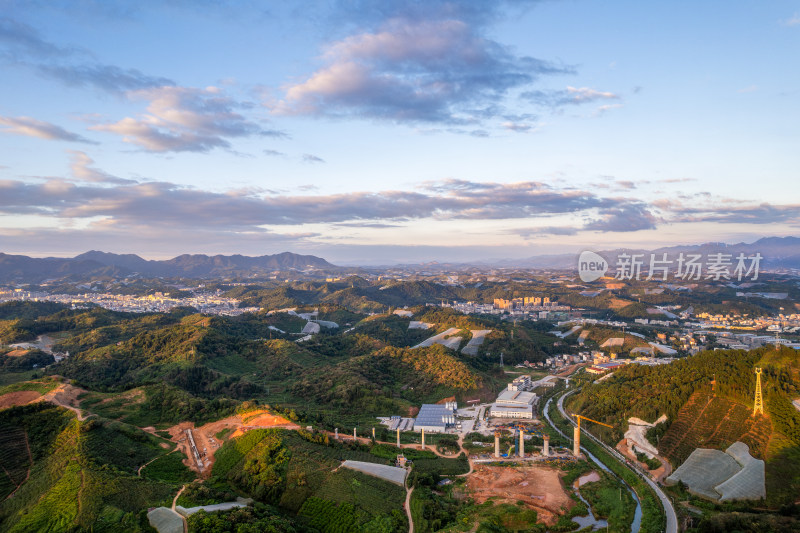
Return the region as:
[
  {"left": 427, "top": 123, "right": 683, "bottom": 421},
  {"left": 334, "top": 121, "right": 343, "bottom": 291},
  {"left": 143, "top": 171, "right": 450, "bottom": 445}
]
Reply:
[
  {"left": 489, "top": 389, "right": 538, "bottom": 419},
  {"left": 489, "top": 404, "right": 533, "bottom": 419},
  {"left": 414, "top": 402, "right": 457, "bottom": 433}
]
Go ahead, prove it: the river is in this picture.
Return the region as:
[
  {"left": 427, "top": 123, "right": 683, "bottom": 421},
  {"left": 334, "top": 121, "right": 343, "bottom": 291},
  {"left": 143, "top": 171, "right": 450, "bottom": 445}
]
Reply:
[{"left": 544, "top": 396, "right": 642, "bottom": 533}]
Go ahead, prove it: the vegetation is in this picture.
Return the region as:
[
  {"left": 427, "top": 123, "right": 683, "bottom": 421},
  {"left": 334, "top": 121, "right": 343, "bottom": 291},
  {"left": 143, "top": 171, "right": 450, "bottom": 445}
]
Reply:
[
  {"left": 212, "top": 429, "right": 406, "bottom": 531},
  {"left": 0, "top": 404, "right": 179, "bottom": 532},
  {"left": 140, "top": 451, "right": 195, "bottom": 484},
  {"left": 566, "top": 346, "right": 800, "bottom": 508},
  {"left": 548, "top": 393, "right": 666, "bottom": 533},
  {"left": 188, "top": 502, "right": 303, "bottom": 532},
  {"left": 635, "top": 450, "right": 661, "bottom": 471},
  {"left": 579, "top": 472, "right": 636, "bottom": 532},
  {"left": 1, "top": 277, "right": 798, "bottom": 531},
  {"left": 0, "top": 376, "right": 60, "bottom": 396}
]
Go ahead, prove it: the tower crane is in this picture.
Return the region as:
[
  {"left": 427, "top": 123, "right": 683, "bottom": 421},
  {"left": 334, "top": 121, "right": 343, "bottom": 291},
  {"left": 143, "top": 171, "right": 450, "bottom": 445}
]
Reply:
[{"left": 572, "top": 414, "right": 613, "bottom": 457}]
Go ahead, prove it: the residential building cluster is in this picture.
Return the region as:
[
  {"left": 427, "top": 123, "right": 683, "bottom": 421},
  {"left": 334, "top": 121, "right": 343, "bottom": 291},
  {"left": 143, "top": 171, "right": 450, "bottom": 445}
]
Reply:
[
  {"left": 444, "top": 296, "right": 571, "bottom": 321},
  {"left": 493, "top": 296, "right": 551, "bottom": 309},
  {"left": 694, "top": 312, "right": 800, "bottom": 331},
  {"left": 710, "top": 331, "right": 800, "bottom": 350},
  {"left": 0, "top": 288, "right": 259, "bottom": 316}
]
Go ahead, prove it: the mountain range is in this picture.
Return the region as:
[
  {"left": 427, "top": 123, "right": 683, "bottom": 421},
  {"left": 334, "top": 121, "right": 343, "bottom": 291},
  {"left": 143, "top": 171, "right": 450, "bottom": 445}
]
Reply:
[
  {"left": 0, "top": 251, "right": 339, "bottom": 283},
  {"left": 504, "top": 236, "right": 800, "bottom": 270},
  {"left": 0, "top": 237, "right": 798, "bottom": 283}
]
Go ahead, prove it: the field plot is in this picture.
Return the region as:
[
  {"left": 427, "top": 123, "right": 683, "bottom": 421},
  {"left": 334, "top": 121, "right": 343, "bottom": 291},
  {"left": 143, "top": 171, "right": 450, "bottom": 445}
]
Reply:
[
  {"left": 412, "top": 327, "right": 463, "bottom": 350},
  {"left": 600, "top": 337, "right": 624, "bottom": 348},
  {"left": 461, "top": 329, "right": 492, "bottom": 356},
  {"left": 0, "top": 390, "right": 40, "bottom": 409},
  {"left": 466, "top": 464, "right": 574, "bottom": 525}
]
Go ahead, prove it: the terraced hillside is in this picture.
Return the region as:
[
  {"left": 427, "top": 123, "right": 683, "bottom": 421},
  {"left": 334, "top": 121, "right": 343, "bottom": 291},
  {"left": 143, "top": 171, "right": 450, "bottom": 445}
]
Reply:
[
  {"left": 0, "top": 404, "right": 191, "bottom": 532},
  {"left": 0, "top": 426, "right": 31, "bottom": 500},
  {"left": 658, "top": 391, "right": 772, "bottom": 466},
  {"left": 212, "top": 428, "right": 409, "bottom": 532}
]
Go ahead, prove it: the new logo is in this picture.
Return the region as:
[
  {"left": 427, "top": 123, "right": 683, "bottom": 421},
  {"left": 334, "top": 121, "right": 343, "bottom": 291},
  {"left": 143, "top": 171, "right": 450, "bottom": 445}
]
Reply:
[{"left": 578, "top": 251, "right": 608, "bottom": 282}]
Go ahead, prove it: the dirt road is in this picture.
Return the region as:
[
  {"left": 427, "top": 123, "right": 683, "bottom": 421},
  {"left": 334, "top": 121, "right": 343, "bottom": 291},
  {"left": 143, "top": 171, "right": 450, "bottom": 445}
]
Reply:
[
  {"left": 405, "top": 486, "right": 414, "bottom": 533},
  {"left": 43, "top": 384, "right": 87, "bottom": 420},
  {"left": 615, "top": 438, "right": 672, "bottom": 482}
]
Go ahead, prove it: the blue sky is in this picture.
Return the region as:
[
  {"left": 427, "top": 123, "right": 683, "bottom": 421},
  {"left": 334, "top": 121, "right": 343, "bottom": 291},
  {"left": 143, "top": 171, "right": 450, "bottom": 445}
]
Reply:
[{"left": 0, "top": 0, "right": 798, "bottom": 264}]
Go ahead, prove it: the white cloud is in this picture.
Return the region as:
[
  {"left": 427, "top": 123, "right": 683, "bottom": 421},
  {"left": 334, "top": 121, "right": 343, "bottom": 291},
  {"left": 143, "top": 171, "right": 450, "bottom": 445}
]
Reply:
[
  {"left": 274, "top": 16, "right": 571, "bottom": 124},
  {"left": 565, "top": 86, "right": 619, "bottom": 103},
  {"left": 92, "top": 86, "right": 286, "bottom": 152},
  {"left": 0, "top": 115, "right": 95, "bottom": 143},
  {"left": 68, "top": 151, "right": 136, "bottom": 185}
]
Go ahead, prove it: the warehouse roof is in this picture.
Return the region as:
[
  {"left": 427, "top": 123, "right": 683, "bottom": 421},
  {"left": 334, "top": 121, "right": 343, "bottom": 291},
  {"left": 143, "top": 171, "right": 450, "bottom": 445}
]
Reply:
[{"left": 414, "top": 404, "right": 453, "bottom": 429}]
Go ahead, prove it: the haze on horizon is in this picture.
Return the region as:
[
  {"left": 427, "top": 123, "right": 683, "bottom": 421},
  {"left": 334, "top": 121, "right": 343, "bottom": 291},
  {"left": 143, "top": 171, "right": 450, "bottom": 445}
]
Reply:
[{"left": 0, "top": 1, "right": 798, "bottom": 265}]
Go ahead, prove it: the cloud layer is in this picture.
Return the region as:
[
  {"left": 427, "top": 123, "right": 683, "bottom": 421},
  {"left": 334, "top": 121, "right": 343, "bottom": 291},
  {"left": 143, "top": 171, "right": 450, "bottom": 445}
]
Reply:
[
  {"left": 275, "top": 10, "right": 572, "bottom": 124},
  {"left": 2, "top": 154, "right": 794, "bottom": 243},
  {"left": 92, "top": 86, "right": 284, "bottom": 152}
]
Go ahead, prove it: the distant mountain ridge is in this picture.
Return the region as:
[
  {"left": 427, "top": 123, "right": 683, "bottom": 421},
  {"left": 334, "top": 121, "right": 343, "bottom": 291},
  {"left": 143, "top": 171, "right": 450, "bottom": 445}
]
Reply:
[
  {"left": 506, "top": 236, "right": 800, "bottom": 270},
  {"left": 0, "top": 251, "right": 339, "bottom": 283}
]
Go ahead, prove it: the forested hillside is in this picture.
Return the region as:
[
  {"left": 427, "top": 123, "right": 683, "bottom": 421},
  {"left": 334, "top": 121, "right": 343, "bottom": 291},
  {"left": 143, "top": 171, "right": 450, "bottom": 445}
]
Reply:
[
  {"left": 0, "top": 403, "right": 191, "bottom": 532},
  {"left": 0, "top": 301, "right": 529, "bottom": 430},
  {"left": 565, "top": 346, "right": 800, "bottom": 505}
]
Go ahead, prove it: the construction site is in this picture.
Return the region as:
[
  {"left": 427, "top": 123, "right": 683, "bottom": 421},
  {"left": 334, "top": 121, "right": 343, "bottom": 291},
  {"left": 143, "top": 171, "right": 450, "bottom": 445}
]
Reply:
[
  {"left": 467, "top": 464, "right": 575, "bottom": 525},
  {"left": 167, "top": 409, "right": 300, "bottom": 476}
]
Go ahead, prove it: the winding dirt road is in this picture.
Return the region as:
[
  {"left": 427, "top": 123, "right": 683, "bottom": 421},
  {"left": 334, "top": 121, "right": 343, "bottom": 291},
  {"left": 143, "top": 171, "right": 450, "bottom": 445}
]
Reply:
[{"left": 405, "top": 486, "right": 414, "bottom": 533}]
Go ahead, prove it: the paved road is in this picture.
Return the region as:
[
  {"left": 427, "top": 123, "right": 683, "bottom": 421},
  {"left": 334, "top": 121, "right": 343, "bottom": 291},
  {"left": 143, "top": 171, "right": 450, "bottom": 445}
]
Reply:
[{"left": 555, "top": 391, "right": 678, "bottom": 533}]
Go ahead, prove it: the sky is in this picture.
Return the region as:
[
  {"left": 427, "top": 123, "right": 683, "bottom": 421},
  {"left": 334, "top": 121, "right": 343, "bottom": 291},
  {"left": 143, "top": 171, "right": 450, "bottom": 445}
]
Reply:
[{"left": 0, "top": 0, "right": 798, "bottom": 265}]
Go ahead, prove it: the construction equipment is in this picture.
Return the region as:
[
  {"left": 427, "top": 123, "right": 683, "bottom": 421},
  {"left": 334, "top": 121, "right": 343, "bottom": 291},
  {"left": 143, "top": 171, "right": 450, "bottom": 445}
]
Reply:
[{"left": 572, "top": 414, "right": 613, "bottom": 457}]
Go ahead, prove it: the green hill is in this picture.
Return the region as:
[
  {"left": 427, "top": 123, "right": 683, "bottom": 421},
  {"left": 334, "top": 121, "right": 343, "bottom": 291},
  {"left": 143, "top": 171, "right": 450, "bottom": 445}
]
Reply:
[
  {"left": 212, "top": 428, "right": 407, "bottom": 532},
  {"left": 0, "top": 303, "right": 507, "bottom": 429},
  {"left": 0, "top": 403, "right": 191, "bottom": 532},
  {"left": 657, "top": 391, "right": 772, "bottom": 464},
  {"left": 566, "top": 346, "right": 800, "bottom": 507}
]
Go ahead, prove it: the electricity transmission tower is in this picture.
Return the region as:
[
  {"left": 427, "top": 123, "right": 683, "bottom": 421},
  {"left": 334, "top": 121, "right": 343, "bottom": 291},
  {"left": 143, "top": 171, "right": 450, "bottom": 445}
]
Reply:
[{"left": 753, "top": 367, "right": 764, "bottom": 416}]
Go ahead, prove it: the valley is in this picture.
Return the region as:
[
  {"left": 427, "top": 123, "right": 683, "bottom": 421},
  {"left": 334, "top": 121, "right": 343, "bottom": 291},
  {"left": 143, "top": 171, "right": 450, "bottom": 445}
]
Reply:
[{"left": 0, "top": 264, "right": 798, "bottom": 532}]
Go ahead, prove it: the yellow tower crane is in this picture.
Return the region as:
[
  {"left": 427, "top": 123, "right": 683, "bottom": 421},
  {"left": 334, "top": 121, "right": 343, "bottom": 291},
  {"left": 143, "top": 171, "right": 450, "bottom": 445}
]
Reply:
[{"left": 572, "top": 414, "right": 613, "bottom": 457}]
